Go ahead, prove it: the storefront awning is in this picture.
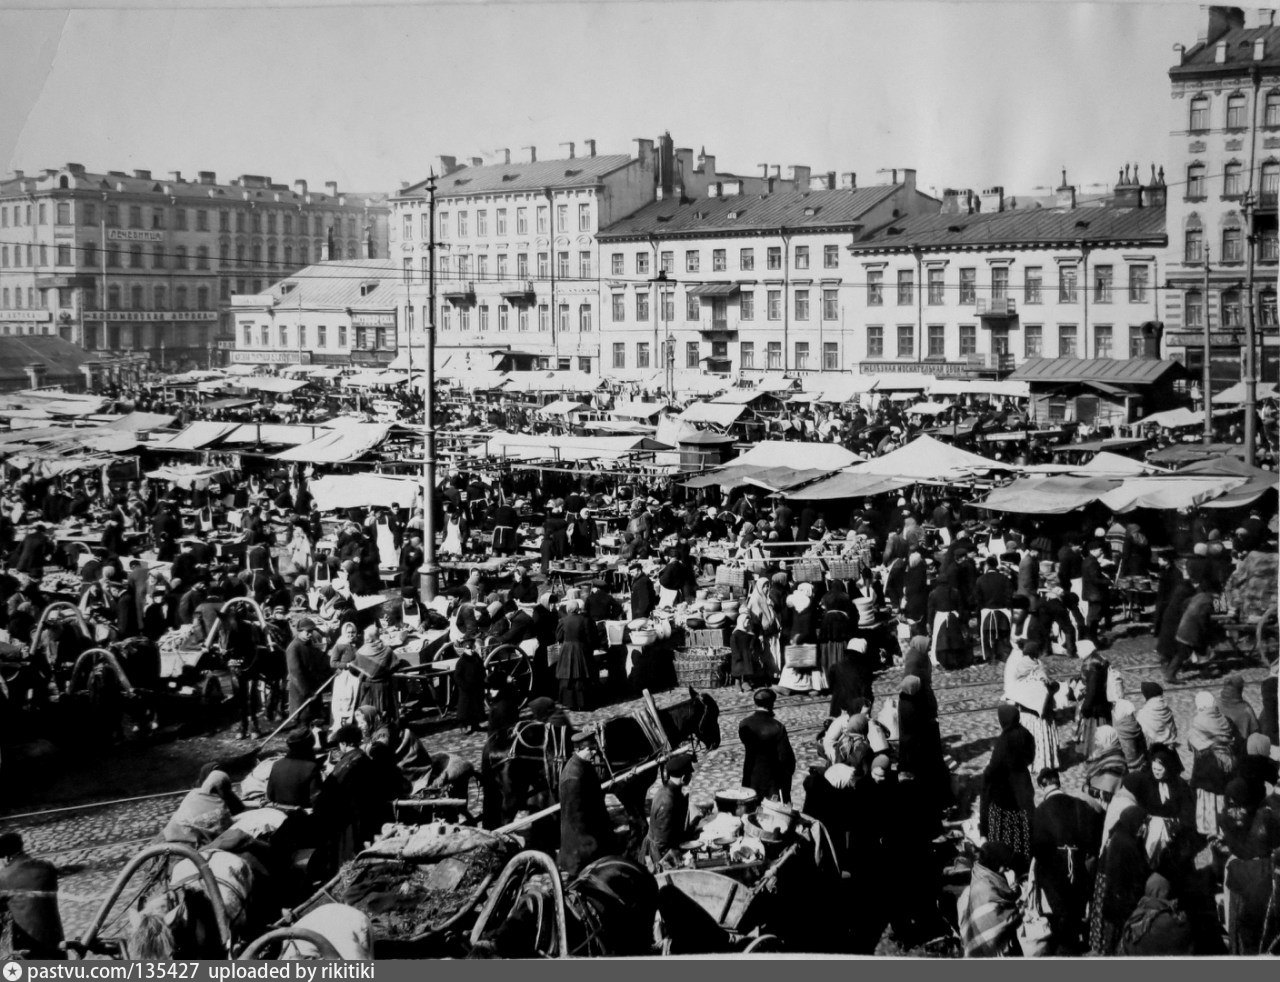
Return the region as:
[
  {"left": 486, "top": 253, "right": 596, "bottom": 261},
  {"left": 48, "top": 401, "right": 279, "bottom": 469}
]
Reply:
[{"left": 686, "top": 283, "right": 740, "bottom": 297}]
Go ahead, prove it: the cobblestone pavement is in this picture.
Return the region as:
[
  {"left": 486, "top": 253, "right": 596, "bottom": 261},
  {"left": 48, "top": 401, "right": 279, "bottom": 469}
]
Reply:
[{"left": 4, "top": 622, "right": 1273, "bottom": 945}]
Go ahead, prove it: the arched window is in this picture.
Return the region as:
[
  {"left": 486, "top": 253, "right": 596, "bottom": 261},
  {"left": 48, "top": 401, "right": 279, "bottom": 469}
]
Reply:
[
  {"left": 154, "top": 285, "right": 166, "bottom": 309},
  {"left": 1221, "top": 289, "right": 1242, "bottom": 327},
  {"left": 59, "top": 176, "right": 69, "bottom": 189},
  {"left": 1224, "top": 161, "right": 1244, "bottom": 197},
  {"left": 284, "top": 244, "right": 293, "bottom": 267},
  {"left": 175, "top": 287, "right": 188, "bottom": 310},
  {"left": 1186, "top": 162, "right": 1206, "bottom": 199},
  {"left": 1226, "top": 92, "right": 1248, "bottom": 129},
  {"left": 107, "top": 285, "right": 120, "bottom": 310},
  {"left": 130, "top": 285, "right": 143, "bottom": 309},
  {"left": 1267, "top": 90, "right": 1280, "bottom": 127},
  {"left": 283, "top": 213, "right": 293, "bottom": 235},
  {"left": 1261, "top": 160, "right": 1279, "bottom": 205},
  {"left": 1222, "top": 222, "right": 1243, "bottom": 262},
  {"left": 1184, "top": 214, "right": 1203, "bottom": 263}
]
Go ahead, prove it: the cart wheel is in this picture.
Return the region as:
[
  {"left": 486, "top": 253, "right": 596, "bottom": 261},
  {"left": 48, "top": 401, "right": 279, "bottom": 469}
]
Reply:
[
  {"left": 742, "top": 934, "right": 782, "bottom": 953},
  {"left": 484, "top": 644, "right": 533, "bottom": 707}
]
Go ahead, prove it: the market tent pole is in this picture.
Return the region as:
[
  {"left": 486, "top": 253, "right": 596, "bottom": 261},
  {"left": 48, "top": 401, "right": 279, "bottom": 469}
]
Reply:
[{"left": 422, "top": 172, "right": 439, "bottom": 601}]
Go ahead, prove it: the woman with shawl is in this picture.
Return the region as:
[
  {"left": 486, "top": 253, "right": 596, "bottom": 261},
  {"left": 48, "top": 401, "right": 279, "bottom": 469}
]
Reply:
[
  {"left": 897, "top": 675, "right": 950, "bottom": 813},
  {"left": 1218, "top": 673, "right": 1260, "bottom": 742},
  {"left": 1083, "top": 725, "right": 1128, "bottom": 807},
  {"left": 728, "top": 610, "right": 763, "bottom": 689},
  {"left": 745, "top": 576, "right": 781, "bottom": 677},
  {"left": 327, "top": 620, "right": 361, "bottom": 734},
  {"left": 1220, "top": 777, "right": 1280, "bottom": 954},
  {"left": 1002, "top": 638, "right": 1059, "bottom": 773},
  {"left": 1111, "top": 699, "right": 1148, "bottom": 772},
  {"left": 1125, "top": 745, "right": 1196, "bottom": 869},
  {"left": 353, "top": 624, "right": 397, "bottom": 722},
  {"left": 979, "top": 704, "right": 1036, "bottom": 862},
  {"left": 784, "top": 582, "right": 818, "bottom": 645},
  {"left": 1074, "top": 645, "right": 1112, "bottom": 757},
  {"left": 162, "top": 769, "right": 244, "bottom": 847},
  {"left": 1186, "top": 691, "right": 1237, "bottom": 836},
  {"left": 1115, "top": 874, "right": 1195, "bottom": 956},
  {"left": 1088, "top": 805, "right": 1150, "bottom": 955},
  {"left": 554, "top": 598, "right": 596, "bottom": 710},
  {"left": 1135, "top": 680, "right": 1178, "bottom": 749},
  {"left": 957, "top": 842, "right": 1022, "bottom": 958}
]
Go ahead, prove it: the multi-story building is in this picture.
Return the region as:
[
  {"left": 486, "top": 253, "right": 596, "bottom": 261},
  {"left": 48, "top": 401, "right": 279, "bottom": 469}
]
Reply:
[
  {"left": 391, "top": 134, "right": 757, "bottom": 373},
  {"left": 595, "top": 169, "right": 938, "bottom": 379},
  {"left": 1164, "top": 6, "right": 1280, "bottom": 389},
  {"left": 0, "top": 164, "right": 388, "bottom": 368},
  {"left": 229, "top": 260, "right": 398, "bottom": 368},
  {"left": 843, "top": 178, "right": 1167, "bottom": 376}
]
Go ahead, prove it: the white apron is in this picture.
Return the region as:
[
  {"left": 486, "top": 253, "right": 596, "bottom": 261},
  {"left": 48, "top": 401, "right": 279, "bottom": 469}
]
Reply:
[
  {"left": 375, "top": 518, "right": 397, "bottom": 569},
  {"left": 330, "top": 670, "right": 360, "bottom": 731}
]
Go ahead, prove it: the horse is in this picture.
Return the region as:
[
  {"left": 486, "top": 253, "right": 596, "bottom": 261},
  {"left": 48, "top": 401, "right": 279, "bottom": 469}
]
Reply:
[
  {"left": 480, "top": 719, "right": 571, "bottom": 840},
  {"left": 470, "top": 854, "right": 658, "bottom": 958},
  {"left": 123, "top": 884, "right": 227, "bottom": 959}
]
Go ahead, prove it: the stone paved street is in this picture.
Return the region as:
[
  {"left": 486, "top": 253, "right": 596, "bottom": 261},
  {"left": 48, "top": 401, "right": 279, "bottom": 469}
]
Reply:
[{"left": 3, "top": 625, "right": 1273, "bottom": 945}]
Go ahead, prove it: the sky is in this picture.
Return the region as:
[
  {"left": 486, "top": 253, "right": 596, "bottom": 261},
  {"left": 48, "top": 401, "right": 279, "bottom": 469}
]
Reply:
[{"left": 0, "top": 0, "right": 1213, "bottom": 198}]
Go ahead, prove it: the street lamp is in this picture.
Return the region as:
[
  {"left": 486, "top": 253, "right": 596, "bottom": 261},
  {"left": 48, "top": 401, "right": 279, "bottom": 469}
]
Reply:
[{"left": 649, "top": 270, "right": 677, "bottom": 398}]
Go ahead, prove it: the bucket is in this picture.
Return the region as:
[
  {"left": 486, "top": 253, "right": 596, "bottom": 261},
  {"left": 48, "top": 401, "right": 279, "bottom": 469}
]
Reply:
[{"left": 757, "top": 799, "right": 797, "bottom": 835}]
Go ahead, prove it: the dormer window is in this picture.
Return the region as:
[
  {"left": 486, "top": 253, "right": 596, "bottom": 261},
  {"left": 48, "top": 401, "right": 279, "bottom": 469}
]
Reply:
[{"left": 359, "top": 280, "right": 380, "bottom": 297}]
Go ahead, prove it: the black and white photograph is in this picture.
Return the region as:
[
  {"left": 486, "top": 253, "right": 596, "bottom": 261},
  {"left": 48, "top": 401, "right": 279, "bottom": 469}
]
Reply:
[{"left": 0, "top": 0, "right": 1278, "bottom": 961}]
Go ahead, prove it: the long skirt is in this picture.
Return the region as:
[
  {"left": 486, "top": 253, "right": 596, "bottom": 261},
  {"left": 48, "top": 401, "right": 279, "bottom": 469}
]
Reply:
[
  {"left": 1075, "top": 713, "right": 1109, "bottom": 759},
  {"left": 986, "top": 801, "right": 1031, "bottom": 860},
  {"left": 1021, "top": 710, "right": 1060, "bottom": 773},
  {"left": 1195, "top": 788, "right": 1223, "bottom": 837},
  {"left": 330, "top": 670, "right": 360, "bottom": 732}
]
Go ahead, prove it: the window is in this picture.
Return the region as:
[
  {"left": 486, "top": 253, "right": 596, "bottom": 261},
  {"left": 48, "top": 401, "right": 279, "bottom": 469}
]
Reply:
[
  {"left": 636, "top": 292, "right": 649, "bottom": 320},
  {"left": 1226, "top": 93, "right": 1247, "bottom": 129},
  {"left": 686, "top": 293, "right": 700, "bottom": 321},
  {"left": 766, "top": 341, "right": 782, "bottom": 369},
  {"left": 823, "top": 244, "right": 838, "bottom": 269},
  {"left": 927, "top": 268, "right": 944, "bottom": 304},
  {"left": 578, "top": 304, "right": 592, "bottom": 332},
  {"left": 712, "top": 249, "right": 726, "bottom": 272},
  {"left": 795, "top": 245, "right": 809, "bottom": 270},
  {"left": 196, "top": 286, "right": 209, "bottom": 311},
  {"left": 991, "top": 266, "right": 1009, "bottom": 300},
  {"left": 316, "top": 325, "right": 326, "bottom": 348},
  {"left": 557, "top": 252, "right": 569, "bottom": 278},
  {"left": 739, "top": 290, "right": 754, "bottom": 320},
  {"left": 1058, "top": 265, "right": 1078, "bottom": 302},
  {"left": 636, "top": 252, "right": 650, "bottom": 275},
  {"left": 1263, "top": 227, "right": 1278, "bottom": 263},
  {"left": 498, "top": 305, "right": 509, "bottom": 332},
  {"left": 84, "top": 203, "right": 96, "bottom": 225},
  {"left": 578, "top": 251, "right": 591, "bottom": 278},
  {"left": 1185, "top": 225, "right": 1204, "bottom": 263},
  {"left": 1058, "top": 324, "right": 1077, "bottom": 356},
  {"left": 490, "top": 208, "right": 505, "bottom": 236},
  {"left": 476, "top": 210, "right": 487, "bottom": 237},
  {"left": 1185, "top": 290, "right": 1204, "bottom": 327},
  {"left": 338, "top": 325, "right": 348, "bottom": 348},
  {"left": 822, "top": 288, "right": 838, "bottom": 320},
  {"left": 56, "top": 202, "right": 70, "bottom": 225},
  {"left": 767, "top": 289, "right": 781, "bottom": 320},
  {"left": 1128, "top": 265, "right": 1149, "bottom": 303},
  {"left": 1262, "top": 161, "right": 1280, "bottom": 205},
  {"left": 1187, "top": 163, "right": 1206, "bottom": 199},
  {"left": 1261, "top": 290, "right": 1278, "bottom": 327},
  {"left": 1222, "top": 289, "right": 1243, "bottom": 327},
  {"left": 636, "top": 343, "right": 651, "bottom": 368},
  {"left": 766, "top": 247, "right": 781, "bottom": 270},
  {"left": 515, "top": 208, "right": 527, "bottom": 235},
  {"left": 867, "top": 270, "right": 883, "bottom": 305},
  {"left": 1128, "top": 329, "right": 1146, "bottom": 358},
  {"left": 403, "top": 258, "right": 412, "bottom": 283},
  {"left": 817, "top": 341, "right": 837, "bottom": 370},
  {"left": 661, "top": 290, "right": 674, "bottom": 322},
  {"left": 578, "top": 203, "right": 590, "bottom": 231},
  {"left": 1094, "top": 324, "right": 1113, "bottom": 358},
  {"left": 107, "top": 285, "right": 120, "bottom": 309},
  {"left": 740, "top": 248, "right": 754, "bottom": 271},
  {"left": 660, "top": 251, "right": 674, "bottom": 273},
  {"left": 927, "top": 324, "right": 945, "bottom": 357},
  {"left": 1223, "top": 225, "right": 1243, "bottom": 262},
  {"left": 458, "top": 305, "right": 471, "bottom": 332},
  {"left": 558, "top": 303, "right": 569, "bottom": 333},
  {"left": 794, "top": 341, "right": 810, "bottom": 370},
  {"left": 685, "top": 250, "right": 700, "bottom": 273},
  {"left": 129, "top": 206, "right": 142, "bottom": 229},
  {"left": 106, "top": 204, "right": 119, "bottom": 226},
  {"left": 236, "top": 210, "right": 246, "bottom": 233},
  {"left": 536, "top": 206, "right": 548, "bottom": 234},
  {"left": 251, "top": 210, "right": 262, "bottom": 233},
  {"left": 794, "top": 289, "right": 809, "bottom": 321},
  {"left": 612, "top": 294, "right": 625, "bottom": 321},
  {"left": 196, "top": 246, "right": 209, "bottom": 270},
  {"left": 457, "top": 211, "right": 468, "bottom": 237},
  {"left": 612, "top": 342, "right": 626, "bottom": 369},
  {"left": 129, "top": 245, "right": 143, "bottom": 268},
  {"left": 130, "top": 285, "right": 144, "bottom": 309},
  {"left": 1268, "top": 91, "right": 1280, "bottom": 127},
  {"left": 556, "top": 204, "right": 567, "bottom": 232},
  {"left": 1224, "top": 161, "right": 1244, "bottom": 197},
  {"left": 740, "top": 342, "right": 755, "bottom": 369},
  {"left": 896, "top": 325, "right": 914, "bottom": 358},
  {"left": 1093, "top": 265, "right": 1113, "bottom": 303},
  {"left": 441, "top": 306, "right": 451, "bottom": 331},
  {"left": 959, "top": 324, "right": 977, "bottom": 355},
  {"left": 611, "top": 253, "right": 624, "bottom": 275},
  {"left": 523, "top": 254, "right": 534, "bottom": 278},
  {"left": 897, "top": 269, "right": 914, "bottom": 305},
  {"left": 955, "top": 267, "right": 974, "bottom": 305},
  {"left": 478, "top": 304, "right": 489, "bottom": 333},
  {"left": 1189, "top": 95, "right": 1208, "bottom": 131},
  {"left": 258, "top": 324, "right": 269, "bottom": 348},
  {"left": 686, "top": 341, "right": 700, "bottom": 368},
  {"left": 56, "top": 244, "right": 71, "bottom": 265},
  {"left": 242, "top": 325, "right": 252, "bottom": 347},
  {"left": 38, "top": 244, "right": 47, "bottom": 266}
]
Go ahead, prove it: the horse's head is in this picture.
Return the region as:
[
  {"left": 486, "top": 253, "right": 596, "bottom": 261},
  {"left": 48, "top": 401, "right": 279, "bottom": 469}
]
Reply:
[
  {"left": 126, "top": 892, "right": 182, "bottom": 960},
  {"left": 685, "top": 686, "right": 721, "bottom": 751}
]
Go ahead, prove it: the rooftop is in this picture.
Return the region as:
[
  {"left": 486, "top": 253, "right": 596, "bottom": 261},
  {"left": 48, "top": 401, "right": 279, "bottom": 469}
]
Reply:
[
  {"left": 235, "top": 260, "right": 396, "bottom": 310},
  {"left": 0, "top": 335, "right": 96, "bottom": 383},
  {"left": 399, "top": 154, "right": 634, "bottom": 200},
  {"left": 848, "top": 204, "right": 1165, "bottom": 254},
  {"left": 1009, "top": 356, "right": 1182, "bottom": 386},
  {"left": 1171, "top": 24, "right": 1280, "bottom": 76},
  {"left": 598, "top": 185, "right": 910, "bottom": 239}
]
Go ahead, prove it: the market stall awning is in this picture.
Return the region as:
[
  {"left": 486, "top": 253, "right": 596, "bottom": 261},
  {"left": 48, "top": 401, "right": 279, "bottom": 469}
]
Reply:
[
  {"left": 1138, "top": 407, "right": 1200, "bottom": 429},
  {"left": 732, "top": 441, "right": 862, "bottom": 471},
  {"left": 788, "top": 471, "right": 912, "bottom": 501},
  {"left": 686, "top": 282, "right": 740, "bottom": 297},
  {"left": 1052, "top": 437, "right": 1149, "bottom": 455},
  {"left": 1078, "top": 451, "right": 1167, "bottom": 476},
  {"left": 342, "top": 371, "right": 404, "bottom": 389},
  {"left": 928, "top": 379, "right": 1030, "bottom": 399},
  {"left": 222, "top": 423, "right": 324, "bottom": 446},
  {"left": 309, "top": 474, "right": 421, "bottom": 512},
  {"left": 151, "top": 421, "right": 239, "bottom": 451},
  {"left": 852, "top": 434, "right": 1005, "bottom": 480},
  {"left": 467, "top": 432, "right": 669, "bottom": 463},
  {"left": 1181, "top": 456, "right": 1280, "bottom": 509},
  {"left": 977, "top": 476, "right": 1122, "bottom": 514},
  {"left": 239, "top": 377, "right": 309, "bottom": 395},
  {"left": 144, "top": 464, "right": 237, "bottom": 490},
  {"left": 864, "top": 373, "right": 936, "bottom": 392},
  {"left": 1212, "top": 380, "right": 1280, "bottom": 405},
  {"left": 711, "top": 389, "right": 774, "bottom": 406},
  {"left": 747, "top": 373, "right": 799, "bottom": 393},
  {"left": 904, "top": 401, "right": 950, "bottom": 415},
  {"left": 610, "top": 401, "right": 666, "bottom": 420},
  {"left": 815, "top": 376, "right": 878, "bottom": 403},
  {"left": 273, "top": 423, "right": 392, "bottom": 463},
  {"left": 221, "top": 365, "right": 258, "bottom": 377},
  {"left": 1147, "top": 442, "right": 1246, "bottom": 466},
  {"left": 678, "top": 402, "right": 747, "bottom": 427},
  {"left": 537, "top": 399, "right": 589, "bottom": 418},
  {"left": 104, "top": 411, "right": 176, "bottom": 431},
  {"left": 1098, "top": 476, "right": 1247, "bottom": 513},
  {"left": 198, "top": 397, "right": 258, "bottom": 412}
]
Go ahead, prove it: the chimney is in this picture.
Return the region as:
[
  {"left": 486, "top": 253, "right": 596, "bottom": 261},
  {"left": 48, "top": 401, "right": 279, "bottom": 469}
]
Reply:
[
  {"left": 198, "top": 171, "right": 216, "bottom": 185},
  {"left": 324, "top": 181, "right": 338, "bottom": 197},
  {"left": 498, "top": 148, "right": 511, "bottom": 165},
  {"left": 1142, "top": 164, "right": 1168, "bottom": 208},
  {"left": 294, "top": 179, "right": 307, "bottom": 195},
  {"left": 979, "top": 186, "right": 1004, "bottom": 213},
  {"left": 436, "top": 155, "right": 459, "bottom": 174},
  {"left": 699, "top": 153, "right": 716, "bottom": 180},
  {"left": 675, "top": 147, "right": 694, "bottom": 195},
  {"left": 11, "top": 170, "right": 22, "bottom": 180},
  {"left": 1260, "top": 9, "right": 1275, "bottom": 27},
  {"left": 469, "top": 157, "right": 484, "bottom": 167},
  {"left": 840, "top": 172, "right": 857, "bottom": 190},
  {"left": 133, "top": 169, "right": 151, "bottom": 180},
  {"left": 1140, "top": 320, "right": 1164, "bottom": 359},
  {"left": 633, "top": 138, "right": 654, "bottom": 164},
  {"left": 1206, "top": 6, "right": 1246, "bottom": 47},
  {"left": 1216, "top": 40, "right": 1228, "bottom": 62},
  {"left": 66, "top": 163, "right": 85, "bottom": 175},
  {"left": 770, "top": 165, "right": 781, "bottom": 181},
  {"left": 722, "top": 178, "right": 742, "bottom": 196},
  {"left": 1113, "top": 163, "right": 1142, "bottom": 207},
  {"left": 584, "top": 139, "right": 596, "bottom": 158},
  {"left": 523, "top": 146, "right": 537, "bottom": 164},
  {"left": 1055, "top": 169, "right": 1077, "bottom": 209},
  {"left": 657, "top": 133, "right": 675, "bottom": 197},
  {"left": 826, "top": 171, "right": 837, "bottom": 190},
  {"left": 168, "top": 171, "right": 182, "bottom": 182},
  {"left": 24, "top": 363, "right": 47, "bottom": 389},
  {"left": 899, "top": 168, "right": 917, "bottom": 192},
  {"left": 789, "top": 165, "right": 811, "bottom": 191},
  {"left": 940, "top": 189, "right": 962, "bottom": 215},
  {"left": 708, "top": 183, "right": 721, "bottom": 198},
  {"left": 561, "top": 142, "right": 575, "bottom": 159}
]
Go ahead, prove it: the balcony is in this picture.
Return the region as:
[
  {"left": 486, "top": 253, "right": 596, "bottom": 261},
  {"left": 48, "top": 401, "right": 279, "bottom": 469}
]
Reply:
[
  {"left": 976, "top": 298, "right": 1016, "bottom": 317},
  {"left": 442, "top": 280, "right": 476, "bottom": 304},
  {"left": 499, "top": 280, "right": 536, "bottom": 303},
  {"left": 696, "top": 317, "right": 738, "bottom": 337}
]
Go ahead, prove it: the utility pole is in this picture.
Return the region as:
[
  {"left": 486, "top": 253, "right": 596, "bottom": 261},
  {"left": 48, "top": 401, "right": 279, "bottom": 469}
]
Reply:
[
  {"left": 1202, "top": 246, "right": 1212, "bottom": 445},
  {"left": 421, "top": 173, "right": 439, "bottom": 601},
  {"left": 1243, "top": 189, "right": 1258, "bottom": 467}
]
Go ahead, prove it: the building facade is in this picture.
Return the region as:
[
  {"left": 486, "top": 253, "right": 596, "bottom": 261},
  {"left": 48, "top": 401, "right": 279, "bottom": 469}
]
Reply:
[
  {"left": 229, "top": 260, "right": 398, "bottom": 368},
  {"left": 843, "top": 180, "right": 1168, "bottom": 376},
  {"left": 0, "top": 164, "right": 388, "bottom": 368},
  {"left": 390, "top": 135, "right": 758, "bottom": 374},
  {"left": 1164, "top": 6, "right": 1280, "bottom": 389},
  {"left": 595, "top": 169, "right": 940, "bottom": 380}
]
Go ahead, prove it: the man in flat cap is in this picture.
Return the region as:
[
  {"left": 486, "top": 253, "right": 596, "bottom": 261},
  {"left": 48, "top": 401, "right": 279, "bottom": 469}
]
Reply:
[
  {"left": 738, "top": 689, "right": 796, "bottom": 803},
  {"left": 645, "top": 752, "right": 697, "bottom": 865}
]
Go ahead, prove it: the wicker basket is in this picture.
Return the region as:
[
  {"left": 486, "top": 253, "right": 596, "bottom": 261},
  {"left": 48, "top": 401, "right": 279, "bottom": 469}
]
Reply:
[
  {"left": 715, "top": 566, "right": 748, "bottom": 590},
  {"left": 686, "top": 627, "right": 727, "bottom": 648},
  {"left": 826, "top": 559, "right": 861, "bottom": 580},
  {"left": 792, "top": 560, "right": 826, "bottom": 583},
  {"left": 674, "top": 646, "right": 729, "bottom": 688}
]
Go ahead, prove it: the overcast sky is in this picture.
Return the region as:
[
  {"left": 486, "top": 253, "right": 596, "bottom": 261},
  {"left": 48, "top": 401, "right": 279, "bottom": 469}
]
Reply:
[{"left": 1, "top": 0, "right": 1208, "bottom": 198}]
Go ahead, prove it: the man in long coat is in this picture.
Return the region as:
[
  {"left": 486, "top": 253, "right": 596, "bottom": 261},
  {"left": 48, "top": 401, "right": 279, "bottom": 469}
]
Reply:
[
  {"left": 558, "top": 744, "right": 616, "bottom": 879},
  {"left": 738, "top": 689, "right": 796, "bottom": 803},
  {"left": 629, "top": 564, "right": 658, "bottom": 620},
  {"left": 0, "top": 833, "right": 64, "bottom": 959},
  {"left": 1032, "top": 768, "right": 1103, "bottom": 953}
]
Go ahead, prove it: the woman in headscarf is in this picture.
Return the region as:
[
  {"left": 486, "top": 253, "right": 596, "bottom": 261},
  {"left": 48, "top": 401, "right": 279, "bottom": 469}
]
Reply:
[
  {"left": 784, "top": 582, "right": 818, "bottom": 645},
  {"left": 1220, "top": 777, "right": 1280, "bottom": 954},
  {"left": 327, "top": 620, "right": 361, "bottom": 734},
  {"left": 1088, "top": 805, "right": 1150, "bottom": 955},
  {"left": 901, "top": 552, "right": 929, "bottom": 624},
  {"left": 957, "top": 842, "right": 1022, "bottom": 958},
  {"left": 926, "top": 576, "right": 968, "bottom": 670},
  {"left": 353, "top": 623, "right": 397, "bottom": 722},
  {"left": 1074, "top": 644, "right": 1113, "bottom": 757},
  {"left": 162, "top": 768, "right": 243, "bottom": 847},
  {"left": 1135, "top": 680, "right": 1178, "bottom": 749},
  {"left": 745, "top": 575, "right": 781, "bottom": 677},
  {"left": 1002, "top": 638, "right": 1059, "bottom": 774},
  {"left": 1114, "top": 874, "right": 1194, "bottom": 956},
  {"left": 897, "top": 674, "right": 949, "bottom": 813},
  {"left": 1111, "top": 699, "right": 1148, "bottom": 772},
  {"left": 728, "top": 610, "right": 763, "bottom": 690},
  {"left": 1082, "top": 725, "right": 1128, "bottom": 807},
  {"left": 979, "top": 704, "right": 1036, "bottom": 863},
  {"left": 1186, "top": 690, "right": 1237, "bottom": 837},
  {"left": 1218, "top": 673, "right": 1260, "bottom": 742},
  {"left": 554, "top": 598, "right": 597, "bottom": 710},
  {"left": 1125, "top": 745, "right": 1196, "bottom": 871}
]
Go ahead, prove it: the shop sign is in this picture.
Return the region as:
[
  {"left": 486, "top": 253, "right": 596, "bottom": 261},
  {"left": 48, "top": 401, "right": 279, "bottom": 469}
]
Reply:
[
  {"left": 84, "top": 310, "right": 217, "bottom": 322},
  {"left": 858, "top": 360, "right": 968, "bottom": 376},
  {"left": 229, "top": 350, "right": 312, "bottom": 364},
  {"left": 352, "top": 312, "right": 396, "bottom": 328},
  {"left": 0, "top": 310, "right": 52, "bottom": 322},
  {"left": 107, "top": 229, "right": 164, "bottom": 242},
  {"left": 1166, "top": 332, "right": 1243, "bottom": 347}
]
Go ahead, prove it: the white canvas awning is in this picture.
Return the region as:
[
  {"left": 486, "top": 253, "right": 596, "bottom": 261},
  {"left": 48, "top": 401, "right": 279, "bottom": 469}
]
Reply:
[
  {"left": 852, "top": 434, "right": 1005, "bottom": 480},
  {"left": 273, "top": 423, "right": 392, "bottom": 463},
  {"left": 150, "top": 421, "right": 239, "bottom": 451},
  {"left": 678, "top": 402, "right": 747, "bottom": 427},
  {"left": 309, "top": 474, "right": 421, "bottom": 512}
]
